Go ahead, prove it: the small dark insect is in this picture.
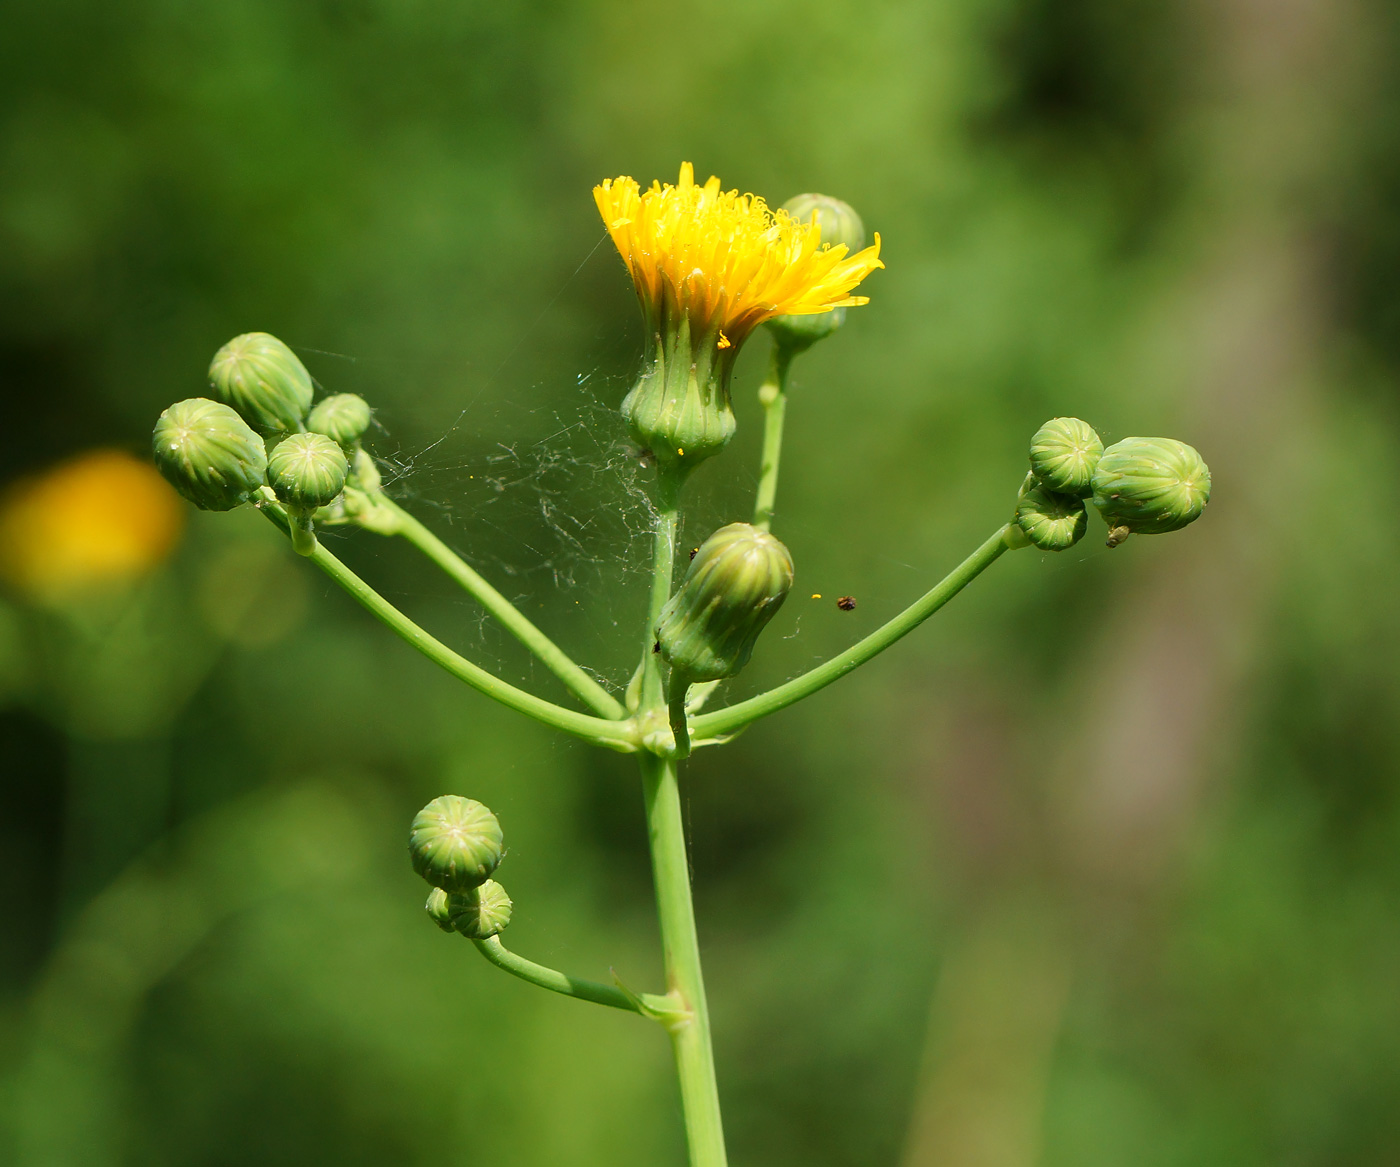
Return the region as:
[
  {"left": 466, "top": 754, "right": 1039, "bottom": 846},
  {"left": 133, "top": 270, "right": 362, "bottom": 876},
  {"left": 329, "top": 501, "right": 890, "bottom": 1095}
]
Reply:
[
  {"left": 653, "top": 640, "right": 661, "bottom": 653},
  {"left": 836, "top": 596, "right": 857, "bottom": 611},
  {"left": 688, "top": 548, "right": 699, "bottom": 560}
]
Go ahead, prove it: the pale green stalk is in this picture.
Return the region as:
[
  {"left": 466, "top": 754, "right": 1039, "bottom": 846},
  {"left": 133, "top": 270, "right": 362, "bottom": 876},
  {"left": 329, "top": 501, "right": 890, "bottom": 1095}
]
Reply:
[
  {"left": 378, "top": 496, "right": 625, "bottom": 719},
  {"left": 471, "top": 936, "right": 672, "bottom": 1014},
  {"left": 752, "top": 343, "right": 794, "bottom": 533},
  {"left": 257, "top": 505, "right": 636, "bottom": 752},
  {"left": 637, "top": 469, "right": 727, "bottom": 1167},
  {"left": 692, "top": 525, "right": 1015, "bottom": 739},
  {"left": 642, "top": 753, "right": 727, "bottom": 1167}
]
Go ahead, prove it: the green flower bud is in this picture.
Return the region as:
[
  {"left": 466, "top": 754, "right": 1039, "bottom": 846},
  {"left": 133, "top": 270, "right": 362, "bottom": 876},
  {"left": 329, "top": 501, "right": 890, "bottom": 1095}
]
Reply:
[
  {"left": 656, "top": 522, "right": 794, "bottom": 682},
  {"left": 1029, "top": 417, "right": 1103, "bottom": 498},
  {"left": 408, "top": 795, "right": 504, "bottom": 893},
  {"left": 425, "top": 887, "right": 456, "bottom": 933},
  {"left": 1091, "top": 436, "right": 1211, "bottom": 546},
  {"left": 443, "top": 879, "right": 513, "bottom": 940},
  {"left": 209, "top": 332, "right": 314, "bottom": 432},
  {"left": 782, "top": 193, "right": 867, "bottom": 252},
  {"left": 152, "top": 397, "right": 268, "bottom": 511},
  {"left": 267, "top": 433, "right": 349, "bottom": 510},
  {"left": 1015, "top": 481, "right": 1088, "bottom": 551},
  {"left": 766, "top": 194, "right": 866, "bottom": 352},
  {"left": 307, "top": 394, "right": 373, "bottom": 447}
]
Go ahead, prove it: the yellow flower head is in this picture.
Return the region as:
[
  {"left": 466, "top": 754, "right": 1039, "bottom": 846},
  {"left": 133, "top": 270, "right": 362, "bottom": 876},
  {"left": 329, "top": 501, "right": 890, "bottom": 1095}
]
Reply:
[
  {"left": 594, "top": 163, "right": 883, "bottom": 350},
  {"left": 0, "top": 449, "right": 183, "bottom": 603}
]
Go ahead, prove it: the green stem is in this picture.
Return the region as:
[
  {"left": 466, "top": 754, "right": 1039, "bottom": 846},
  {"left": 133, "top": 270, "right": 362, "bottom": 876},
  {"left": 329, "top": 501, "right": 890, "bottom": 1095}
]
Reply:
[
  {"left": 642, "top": 753, "right": 727, "bottom": 1167},
  {"left": 752, "top": 344, "right": 794, "bottom": 533},
  {"left": 692, "top": 525, "right": 1015, "bottom": 740},
  {"left": 639, "top": 472, "right": 683, "bottom": 716},
  {"left": 668, "top": 674, "right": 692, "bottom": 759},
  {"left": 257, "top": 505, "right": 637, "bottom": 752},
  {"left": 471, "top": 936, "right": 668, "bottom": 1014},
  {"left": 380, "top": 497, "right": 624, "bottom": 720}
]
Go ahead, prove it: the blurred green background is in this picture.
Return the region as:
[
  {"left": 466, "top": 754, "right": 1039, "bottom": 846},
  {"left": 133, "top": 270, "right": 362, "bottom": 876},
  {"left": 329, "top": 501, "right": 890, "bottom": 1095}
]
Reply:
[{"left": 3, "top": 0, "right": 1399, "bottom": 1163}]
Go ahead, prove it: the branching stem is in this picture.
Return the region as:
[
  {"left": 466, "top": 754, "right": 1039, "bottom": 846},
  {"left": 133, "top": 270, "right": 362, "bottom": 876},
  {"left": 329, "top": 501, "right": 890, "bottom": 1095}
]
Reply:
[
  {"left": 471, "top": 936, "right": 671, "bottom": 1015},
  {"left": 691, "top": 524, "right": 1016, "bottom": 739},
  {"left": 380, "top": 497, "right": 625, "bottom": 719},
  {"left": 257, "top": 504, "right": 637, "bottom": 752},
  {"left": 752, "top": 343, "right": 794, "bottom": 533}
]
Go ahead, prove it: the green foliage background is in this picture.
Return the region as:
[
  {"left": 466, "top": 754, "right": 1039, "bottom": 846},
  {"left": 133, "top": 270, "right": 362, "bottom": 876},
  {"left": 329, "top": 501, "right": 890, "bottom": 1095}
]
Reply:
[{"left": 3, "top": 0, "right": 1400, "bottom": 1163}]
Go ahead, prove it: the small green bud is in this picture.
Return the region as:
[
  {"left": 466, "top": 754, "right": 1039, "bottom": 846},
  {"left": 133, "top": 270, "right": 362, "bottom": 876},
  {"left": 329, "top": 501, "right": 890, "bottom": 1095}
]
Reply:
[
  {"left": 443, "top": 879, "right": 513, "bottom": 940},
  {"left": 656, "top": 522, "right": 794, "bottom": 682},
  {"left": 1016, "top": 481, "right": 1088, "bottom": 551},
  {"left": 425, "top": 887, "right": 457, "bottom": 933},
  {"left": 766, "top": 194, "right": 866, "bottom": 352},
  {"left": 267, "top": 433, "right": 349, "bottom": 510},
  {"left": 1091, "top": 436, "right": 1211, "bottom": 546},
  {"left": 209, "top": 332, "right": 314, "bottom": 432},
  {"left": 408, "top": 795, "right": 504, "bottom": 894},
  {"left": 781, "top": 193, "right": 867, "bottom": 252},
  {"left": 152, "top": 398, "right": 268, "bottom": 511},
  {"left": 308, "top": 394, "right": 373, "bottom": 447},
  {"left": 1029, "top": 417, "right": 1103, "bottom": 498}
]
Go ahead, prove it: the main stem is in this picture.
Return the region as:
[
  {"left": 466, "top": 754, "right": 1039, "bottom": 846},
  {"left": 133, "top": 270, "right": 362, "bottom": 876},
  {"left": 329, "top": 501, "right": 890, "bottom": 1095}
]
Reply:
[
  {"left": 642, "top": 753, "right": 727, "bottom": 1167},
  {"left": 639, "top": 468, "right": 726, "bottom": 1166}
]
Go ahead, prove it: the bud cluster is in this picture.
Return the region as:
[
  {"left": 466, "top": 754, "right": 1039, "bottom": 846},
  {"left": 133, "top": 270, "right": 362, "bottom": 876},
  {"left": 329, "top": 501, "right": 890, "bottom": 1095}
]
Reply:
[
  {"left": 151, "top": 331, "right": 384, "bottom": 552},
  {"left": 1012, "top": 418, "right": 1211, "bottom": 550},
  {"left": 409, "top": 795, "right": 513, "bottom": 940}
]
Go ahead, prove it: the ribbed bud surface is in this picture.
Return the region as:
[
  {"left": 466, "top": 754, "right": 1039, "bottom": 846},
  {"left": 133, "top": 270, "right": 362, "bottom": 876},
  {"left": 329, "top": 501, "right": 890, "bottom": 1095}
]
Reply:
[
  {"left": 445, "top": 879, "right": 513, "bottom": 939},
  {"left": 308, "top": 394, "right": 373, "bottom": 446},
  {"left": 656, "top": 522, "right": 794, "bottom": 682},
  {"left": 1016, "top": 482, "right": 1088, "bottom": 551},
  {"left": 424, "top": 887, "right": 457, "bottom": 933},
  {"left": 1091, "top": 437, "right": 1211, "bottom": 540},
  {"left": 152, "top": 398, "right": 268, "bottom": 511},
  {"left": 408, "top": 795, "right": 504, "bottom": 893},
  {"left": 623, "top": 316, "right": 736, "bottom": 471},
  {"left": 209, "top": 332, "right": 314, "bottom": 432},
  {"left": 267, "top": 433, "right": 349, "bottom": 510},
  {"left": 1029, "top": 417, "right": 1103, "bottom": 498}
]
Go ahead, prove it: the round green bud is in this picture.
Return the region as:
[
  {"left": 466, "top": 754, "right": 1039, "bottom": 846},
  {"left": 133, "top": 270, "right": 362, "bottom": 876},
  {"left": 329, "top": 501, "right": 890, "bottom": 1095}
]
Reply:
[
  {"left": 424, "top": 887, "right": 457, "bottom": 933},
  {"left": 443, "top": 879, "right": 513, "bottom": 940},
  {"left": 152, "top": 397, "right": 268, "bottom": 511},
  {"left": 1091, "top": 436, "right": 1211, "bottom": 544},
  {"left": 766, "top": 193, "right": 866, "bottom": 352},
  {"left": 307, "top": 394, "right": 373, "bottom": 447},
  {"left": 1029, "top": 417, "right": 1103, "bottom": 498},
  {"left": 656, "top": 522, "right": 795, "bottom": 683},
  {"left": 408, "top": 795, "right": 504, "bottom": 894},
  {"left": 209, "top": 332, "right": 314, "bottom": 432},
  {"left": 267, "top": 433, "right": 349, "bottom": 510},
  {"left": 781, "top": 193, "right": 867, "bottom": 252},
  {"left": 1016, "top": 481, "right": 1088, "bottom": 551}
]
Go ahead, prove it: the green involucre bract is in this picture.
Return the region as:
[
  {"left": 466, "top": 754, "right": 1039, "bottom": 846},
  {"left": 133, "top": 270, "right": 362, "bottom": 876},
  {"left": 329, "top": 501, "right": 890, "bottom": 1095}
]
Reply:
[
  {"left": 1015, "top": 481, "right": 1088, "bottom": 551},
  {"left": 444, "top": 879, "right": 513, "bottom": 939},
  {"left": 308, "top": 393, "right": 373, "bottom": 446},
  {"left": 1092, "top": 436, "right": 1211, "bottom": 540},
  {"left": 152, "top": 397, "right": 268, "bottom": 511},
  {"left": 409, "top": 795, "right": 504, "bottom": 893},
  {"left": 656, "top": 521, "right": 794, "bottom": 682},
  {"left": 1029, "top": 417, "right": 1103, "bottom": 498},
  {"left": 267, "top": 433, "right": 349, "bottom": 510},
  {"left": 209, "top": 332, "right": 315, "bottom": 431}
]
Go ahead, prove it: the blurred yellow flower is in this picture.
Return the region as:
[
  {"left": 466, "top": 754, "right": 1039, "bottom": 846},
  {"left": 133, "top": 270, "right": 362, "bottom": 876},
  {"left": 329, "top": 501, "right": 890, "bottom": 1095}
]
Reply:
[
  {"left": 0, "top": 449, "right": 184, "bottom": 601},
  {"left": 594, "top": 162, "right": 883, "bottom": 350}
]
